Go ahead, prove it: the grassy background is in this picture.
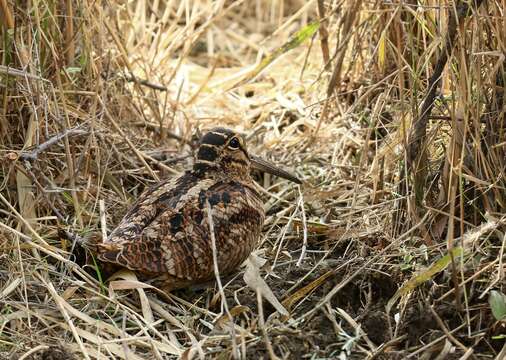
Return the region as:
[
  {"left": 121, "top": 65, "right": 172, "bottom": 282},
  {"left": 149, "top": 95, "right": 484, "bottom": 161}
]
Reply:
[{"left": 1, "top": 0, "right": 505, "bottom": 358}]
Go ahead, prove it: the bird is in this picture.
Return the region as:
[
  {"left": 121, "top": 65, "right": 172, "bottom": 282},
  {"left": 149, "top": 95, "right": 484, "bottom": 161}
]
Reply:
[{"left": 95, "top": 127, "right": 301, "bottom": 291}]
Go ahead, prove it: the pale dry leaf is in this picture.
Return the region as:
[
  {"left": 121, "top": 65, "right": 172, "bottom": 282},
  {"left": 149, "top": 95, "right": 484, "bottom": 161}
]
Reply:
[
  {"left": 108, "top": 269, "right": 155, "bottom": 324},
  {"left": 243, "top": 253, "right": 290, "bottom": 318}
]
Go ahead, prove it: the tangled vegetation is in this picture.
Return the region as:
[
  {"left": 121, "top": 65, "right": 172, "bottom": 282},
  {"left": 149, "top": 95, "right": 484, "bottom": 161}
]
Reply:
[{"left": 1, "top": 0, "right": 505, "bottom": 358}]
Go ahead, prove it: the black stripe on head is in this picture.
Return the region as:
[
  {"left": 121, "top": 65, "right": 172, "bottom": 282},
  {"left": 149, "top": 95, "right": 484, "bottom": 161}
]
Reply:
[
  {"left": 200, "top": 128, "right": 233, "bottom": 147},
  {"left": 196, "top": 144, "right": 218, "bottom": 162}
]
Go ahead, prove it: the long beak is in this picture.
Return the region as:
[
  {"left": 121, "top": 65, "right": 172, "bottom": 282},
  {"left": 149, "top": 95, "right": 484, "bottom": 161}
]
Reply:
[{"left": 250, "top": 155, "right": 302, "bottom": 184}]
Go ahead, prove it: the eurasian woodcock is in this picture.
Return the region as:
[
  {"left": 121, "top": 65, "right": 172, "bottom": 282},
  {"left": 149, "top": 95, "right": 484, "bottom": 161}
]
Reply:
[{"left": 96, "top": 127, "right": 301, "bottom": 290}]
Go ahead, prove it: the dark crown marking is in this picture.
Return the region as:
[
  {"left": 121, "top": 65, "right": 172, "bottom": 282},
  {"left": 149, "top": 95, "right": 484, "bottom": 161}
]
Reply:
[{"left": 199, "top": 127, "right": 235, "bottom": 147}]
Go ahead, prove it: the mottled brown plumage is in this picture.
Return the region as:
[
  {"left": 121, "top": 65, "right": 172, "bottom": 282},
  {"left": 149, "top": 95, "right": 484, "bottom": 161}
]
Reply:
[{"left": 96, "top": 127, "right": 301, "bottom": 290}]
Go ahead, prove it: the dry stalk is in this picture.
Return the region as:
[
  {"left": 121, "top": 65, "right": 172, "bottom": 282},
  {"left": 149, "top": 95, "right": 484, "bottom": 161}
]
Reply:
[{"left": 206, "top": 199, "right": 239, "bottom": 359}]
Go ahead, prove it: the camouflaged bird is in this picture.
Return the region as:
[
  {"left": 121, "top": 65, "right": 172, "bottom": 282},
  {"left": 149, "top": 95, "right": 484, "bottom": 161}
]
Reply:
[{"left": 96, "top": 127, "right": 301, "bottom": 291}]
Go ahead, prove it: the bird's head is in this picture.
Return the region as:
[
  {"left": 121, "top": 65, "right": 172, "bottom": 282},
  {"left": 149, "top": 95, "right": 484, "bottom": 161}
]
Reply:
[{"left": 193, "top": 127, "right": 301, "bottom": 184}]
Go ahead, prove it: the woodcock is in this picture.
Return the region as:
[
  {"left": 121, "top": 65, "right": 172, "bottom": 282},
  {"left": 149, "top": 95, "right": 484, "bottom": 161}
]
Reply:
[{"left": 96, "top": 127, "right": 301, "bottom": 290}]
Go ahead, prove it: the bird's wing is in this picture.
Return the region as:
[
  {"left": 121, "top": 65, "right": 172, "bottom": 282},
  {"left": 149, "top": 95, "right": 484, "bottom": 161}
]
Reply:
[
  {"left": 104, "top": 172, "right": 201, "bottom": 244},
  {"left": 98, "top": 178, "right": 264, "bottom": 281},
  {"left": 97, "top": 171, "right": 210, "bottom": 273},
  {"left": 155, "top": 180, "right": 264, "bottom": 281}
]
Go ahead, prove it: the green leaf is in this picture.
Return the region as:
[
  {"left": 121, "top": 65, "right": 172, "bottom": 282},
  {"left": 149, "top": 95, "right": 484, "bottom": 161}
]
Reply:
[
  {"left": 65, "top": 67, "right": 82, "bottom": 74},
  {"left": 387, "top": 247, "right": 464, "bottom": 313},
  {"left": 489, "top": 290, "right": 506, "bottom": 321},
  {"left": 91, "top": 254, "right": 107, "bottom": 294},
  {"left": 61, "top": 191, "right": 73, "bottom": 204}
]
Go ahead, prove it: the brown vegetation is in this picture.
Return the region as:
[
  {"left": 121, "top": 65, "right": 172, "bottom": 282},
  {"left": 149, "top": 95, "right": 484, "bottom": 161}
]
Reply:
[{"left": 1, "top": 0, "right": 505, "bottom": 358}]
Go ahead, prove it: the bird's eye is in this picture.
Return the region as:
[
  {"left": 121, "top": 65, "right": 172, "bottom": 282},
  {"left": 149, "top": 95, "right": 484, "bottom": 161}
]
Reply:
[{"left": 228, "top": 137, "right": 240, "bottom": 150}]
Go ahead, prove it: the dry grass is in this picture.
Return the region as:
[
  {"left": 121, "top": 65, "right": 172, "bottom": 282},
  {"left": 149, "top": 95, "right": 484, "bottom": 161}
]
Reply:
[{"left": 1, "top": 0, "right": 505, "bottom": 359}]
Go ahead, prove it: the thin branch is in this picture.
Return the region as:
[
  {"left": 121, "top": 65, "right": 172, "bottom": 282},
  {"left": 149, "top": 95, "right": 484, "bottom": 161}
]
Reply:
[
  {"left": 19, "top": 127, "right": 88, "bottom": 161},
  {"left": 124, "top": 74, "right": 167, "bottom": 92}
]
